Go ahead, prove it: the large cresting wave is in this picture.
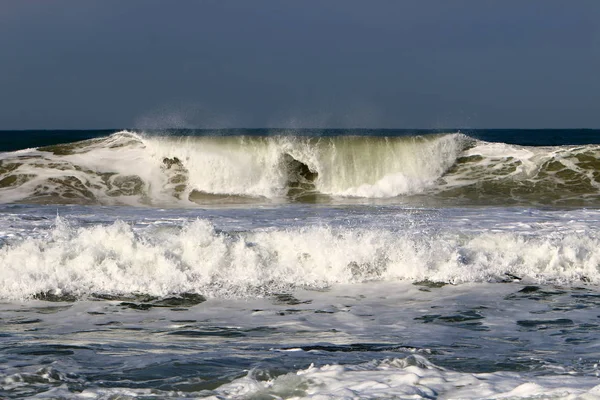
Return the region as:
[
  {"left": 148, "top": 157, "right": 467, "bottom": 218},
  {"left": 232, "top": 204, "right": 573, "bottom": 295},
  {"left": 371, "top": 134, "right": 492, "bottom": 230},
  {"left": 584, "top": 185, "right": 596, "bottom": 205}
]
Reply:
[{"left": 1, "top": 130, "right": 600, "bottom": 206}]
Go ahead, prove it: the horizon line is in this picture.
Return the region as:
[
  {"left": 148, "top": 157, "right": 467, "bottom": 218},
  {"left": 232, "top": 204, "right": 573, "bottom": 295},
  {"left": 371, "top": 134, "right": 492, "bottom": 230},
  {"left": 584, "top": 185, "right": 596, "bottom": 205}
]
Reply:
[{"left": 0, "top": 127, "right": 598, "bottom": 132}]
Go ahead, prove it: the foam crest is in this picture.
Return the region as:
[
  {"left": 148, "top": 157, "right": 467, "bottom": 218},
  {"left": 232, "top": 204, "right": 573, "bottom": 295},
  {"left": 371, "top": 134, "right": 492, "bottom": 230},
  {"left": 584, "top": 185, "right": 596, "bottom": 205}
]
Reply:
[
  {"left": 1, "top": 217, "right": 600, "bottom": 300},
  {"left": 210, "top": 356, "right": 600, "bottom": 399}
]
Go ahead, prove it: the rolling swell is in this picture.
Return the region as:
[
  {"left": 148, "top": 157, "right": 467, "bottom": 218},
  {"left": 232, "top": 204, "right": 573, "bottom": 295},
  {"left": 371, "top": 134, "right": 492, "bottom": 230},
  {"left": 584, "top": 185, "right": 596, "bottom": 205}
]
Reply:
[
  {"left": 0, "top": 130, "right": 599, "bottom": 206},
  {"left": 439, "top": 142, "right": 600, "bottom": 206}
]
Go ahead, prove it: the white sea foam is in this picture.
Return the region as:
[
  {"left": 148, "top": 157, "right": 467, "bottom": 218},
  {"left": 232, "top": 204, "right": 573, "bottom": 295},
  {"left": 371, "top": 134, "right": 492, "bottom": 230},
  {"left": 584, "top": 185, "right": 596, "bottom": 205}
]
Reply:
[
  {"left": 1, "top": 216, "right": 599, "bottom": 300},
  {"left": 25, "top": 356, "right": 600, "bottom": 399},
  {"left": 208, "top": 356, "right": 600, "bottom": 400}
]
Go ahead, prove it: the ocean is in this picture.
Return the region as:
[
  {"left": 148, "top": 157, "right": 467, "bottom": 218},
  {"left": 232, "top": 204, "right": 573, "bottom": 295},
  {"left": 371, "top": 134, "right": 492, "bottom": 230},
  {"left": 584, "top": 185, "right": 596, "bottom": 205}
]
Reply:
[{"left": 1, "top": 129, "right": 600, "bottom": 399}]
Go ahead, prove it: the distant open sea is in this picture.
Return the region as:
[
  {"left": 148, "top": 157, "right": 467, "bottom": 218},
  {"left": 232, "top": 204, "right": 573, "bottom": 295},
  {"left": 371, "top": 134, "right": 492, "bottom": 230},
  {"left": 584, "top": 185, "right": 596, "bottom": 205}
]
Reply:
[{"left": 2, "top": 128, "right": 600, "bottom": 399}]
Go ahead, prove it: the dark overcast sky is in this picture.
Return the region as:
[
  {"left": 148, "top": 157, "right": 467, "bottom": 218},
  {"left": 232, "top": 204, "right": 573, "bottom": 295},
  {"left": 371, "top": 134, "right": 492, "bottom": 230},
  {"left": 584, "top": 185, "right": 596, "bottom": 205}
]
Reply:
[{"left": 1, "top": 0, "right": 599, "bottom": 129}]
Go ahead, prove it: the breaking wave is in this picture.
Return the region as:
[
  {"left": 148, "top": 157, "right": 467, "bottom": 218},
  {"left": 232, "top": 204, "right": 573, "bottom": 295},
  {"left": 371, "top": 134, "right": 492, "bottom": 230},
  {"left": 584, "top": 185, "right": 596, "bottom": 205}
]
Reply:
[
  {"left": 1, "top": 130, "right": 600, "bottom": 206},
  {"left": 1, "top": 217, "right": 599, "bottom": 300}
]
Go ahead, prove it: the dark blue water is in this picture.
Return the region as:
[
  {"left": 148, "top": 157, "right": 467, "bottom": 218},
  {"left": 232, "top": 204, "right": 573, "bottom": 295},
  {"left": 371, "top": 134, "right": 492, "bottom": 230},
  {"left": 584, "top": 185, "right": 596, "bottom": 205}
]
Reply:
[{"left": 1, "top": 128, "right": 599, "bottom": 152}]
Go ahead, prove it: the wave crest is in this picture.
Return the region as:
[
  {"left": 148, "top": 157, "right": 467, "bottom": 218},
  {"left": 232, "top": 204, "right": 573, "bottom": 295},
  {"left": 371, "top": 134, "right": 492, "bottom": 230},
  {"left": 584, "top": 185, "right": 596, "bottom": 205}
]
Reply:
[
  {"left": 2, "top": 131, "right": 600, "bottom": 206},
  {"left": 0, "top": 131, "right": 467, "bottom": 205},
  {"left": 1, "top": 217, "right": 599, "bottom": 300}
]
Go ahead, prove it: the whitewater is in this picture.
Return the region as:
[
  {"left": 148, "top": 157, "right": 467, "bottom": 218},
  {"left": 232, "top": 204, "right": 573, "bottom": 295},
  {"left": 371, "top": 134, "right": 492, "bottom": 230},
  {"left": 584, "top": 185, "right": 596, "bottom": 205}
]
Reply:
[
  {"left": 3, "top": 130, "right": 600, "bottom": 206},
  {"left": 2, "top": 129, "right": 600, "bottom": 399}
]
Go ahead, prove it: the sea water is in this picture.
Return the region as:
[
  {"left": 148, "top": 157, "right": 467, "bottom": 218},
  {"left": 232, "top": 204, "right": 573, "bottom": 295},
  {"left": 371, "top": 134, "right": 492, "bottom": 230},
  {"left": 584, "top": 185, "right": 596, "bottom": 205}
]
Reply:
[{"left": 2, "top": 129, "right": 600, "bottom": 399}]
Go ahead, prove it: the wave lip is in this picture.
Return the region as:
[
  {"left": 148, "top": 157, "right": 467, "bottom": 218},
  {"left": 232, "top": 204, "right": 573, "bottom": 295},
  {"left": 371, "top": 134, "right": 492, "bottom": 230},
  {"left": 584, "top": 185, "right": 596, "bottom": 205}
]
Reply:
[{"left": 0, "top": 131, "right": 468, "bottom": 206}]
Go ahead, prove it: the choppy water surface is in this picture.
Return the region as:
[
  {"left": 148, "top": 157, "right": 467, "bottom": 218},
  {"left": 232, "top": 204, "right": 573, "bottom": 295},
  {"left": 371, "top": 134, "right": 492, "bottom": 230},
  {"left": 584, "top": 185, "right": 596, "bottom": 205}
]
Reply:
[
  {"left": 1, "top": 204, "right": 600, "bottom": 399},
  {"left": 2, "top": 130, "right": 600, "bottom": 398}
]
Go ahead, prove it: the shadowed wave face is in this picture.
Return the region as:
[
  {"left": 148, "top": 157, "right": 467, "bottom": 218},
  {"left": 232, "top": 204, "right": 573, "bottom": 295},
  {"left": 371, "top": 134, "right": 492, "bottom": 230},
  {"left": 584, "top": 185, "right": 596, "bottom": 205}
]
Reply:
[{"left": 1, "top": 130, "right": 600, "bottom": 207}]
